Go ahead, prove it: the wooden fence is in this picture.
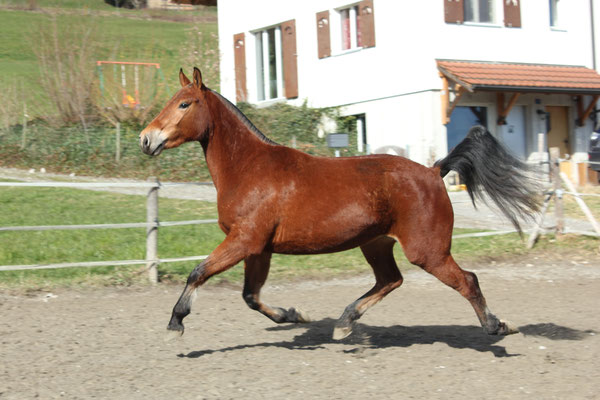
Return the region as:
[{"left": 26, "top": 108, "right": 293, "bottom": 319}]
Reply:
[
  {"left": 0, "top": 180, "right": 215, "bottom": 283},
  {"left": 1, "top": 167, "right": 597, "bottom": 282}
]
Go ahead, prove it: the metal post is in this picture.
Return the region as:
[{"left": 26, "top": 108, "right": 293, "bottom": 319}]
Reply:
[{"left": 146, "top": 177, "right": 159, "bottom": 284}]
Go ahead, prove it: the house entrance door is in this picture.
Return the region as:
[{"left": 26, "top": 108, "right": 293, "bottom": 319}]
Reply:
[
  {"left": 546, "top": 106, "right": 570, "bottom": 157},
  {"left": 501, "top": 105, "right": 527, "bottom": 159}
]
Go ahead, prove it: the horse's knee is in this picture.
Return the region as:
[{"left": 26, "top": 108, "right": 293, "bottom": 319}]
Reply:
[
  {"left": 391, "top": 274, "right": 403, "bottom": 289},
  {"left": 187, "top": 261, "right": 207, "bottom": 285},
  {"left": 242, "top": 291, "right": 260, "bottom": 310},
  {"left": 461, "top": 270, "right": 483, "bottom": 300}
]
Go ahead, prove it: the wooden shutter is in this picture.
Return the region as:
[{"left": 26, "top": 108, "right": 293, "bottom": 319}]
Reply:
[
  {"left": 444, "top": 0, "right": 464, "bottom": 24},
  {"left": 233, "top": 33, "right": 247, "bottom": 102},
  {"left": 281, "top": 19, "right": 299, "bottom": 99},
  {"left": 358, "top": 0, "right": 375, "bottom": 48},
  {"left": 316, "top": 10, "right": 331, "bottom": 59},
  {"left": 503, "top": 0, "right": 521, "bottom": 28}
]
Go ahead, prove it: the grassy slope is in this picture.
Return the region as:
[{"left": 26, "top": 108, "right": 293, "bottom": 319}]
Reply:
[
  {"left": 0, "top": 4, "right": 217, "bottom": 115},
  {"left": 1, "top": 0, "right": 116, "bottom": 11}
]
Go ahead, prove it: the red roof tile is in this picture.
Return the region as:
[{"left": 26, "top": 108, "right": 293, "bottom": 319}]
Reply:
[{"left": 437, "top": 60, "right": 600, "bottom": 94}]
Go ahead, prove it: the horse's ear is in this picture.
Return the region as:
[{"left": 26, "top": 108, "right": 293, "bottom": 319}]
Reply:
[
  {"left": 179, "top": 68, "right": 191, "bottom": 87},
  {"left": 193, "top": 67, "right": 203, "bottom": 88}
]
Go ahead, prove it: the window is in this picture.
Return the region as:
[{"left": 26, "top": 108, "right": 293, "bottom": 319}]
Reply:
[
  {"left": 255, "top": 27, "right": 283, "bottom": 101},
  {"left": 549, "top": 0, "right": 561, "bottom": 28},
  {"left": 444, "top": 0, "right": 520, "bottom": 27},
  {"left": 251, "top": 20, "right": 298, "bottom": 101},
  {"left": 464, "top": 0, "right": 494, "bottom": 24},
  {"left": 316, "top": 1, "right": 375, "bottom": 58},
  {"left": 355, "top": 114, "right": 367, "bottom": 153},
  {"left": 339, "top": 5, "right": 361, "bottom": 51}
]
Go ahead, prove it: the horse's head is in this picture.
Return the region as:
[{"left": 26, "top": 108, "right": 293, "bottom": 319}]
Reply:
[{"left": 140, "top": 67, "right": 210, "bottom": 156}]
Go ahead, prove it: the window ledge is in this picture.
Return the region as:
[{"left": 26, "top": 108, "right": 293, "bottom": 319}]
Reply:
[
  {"left": 255, "top": 97, "right": 288, "bottom": 108},
  {"left": 550, "top": 26, "right": 567, "bottom": 32},
  {"left": 330, "top": 47, "right": 369, "bottom": 58},
  {"left": 462, "top": 21, "right": 502, "bottom": 28}
]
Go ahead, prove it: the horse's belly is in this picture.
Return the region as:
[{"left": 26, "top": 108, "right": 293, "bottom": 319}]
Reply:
[{"left": 270, "top": 205, "right": 386, "bottom": 254}]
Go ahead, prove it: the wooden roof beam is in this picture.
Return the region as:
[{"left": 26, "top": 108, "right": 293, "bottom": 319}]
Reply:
[
  {"left": 496, "top": 92, "right": 520, "bottom": 125},
  {"left": 447, "top": 85, "right": 466, "bottom": 122},
  {"left": 440, "top": 73, "right": 467, "bottom": 125},
  {"left": 576, "top": 94, "right": 600, "bottom": 126}
]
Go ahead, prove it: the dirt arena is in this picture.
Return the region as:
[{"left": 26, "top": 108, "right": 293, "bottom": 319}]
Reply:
[{"left": 1, "top": 253, "right": 598, "bottom": 399}]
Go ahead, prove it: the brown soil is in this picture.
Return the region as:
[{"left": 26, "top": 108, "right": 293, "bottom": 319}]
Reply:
[{"left": 1, "top": 256, "right": 599, "bottom": 399}]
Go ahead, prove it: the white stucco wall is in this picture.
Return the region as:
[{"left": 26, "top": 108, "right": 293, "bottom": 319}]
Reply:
[{"left": 218, "top": 0, "right": 599, "bottom": 164}]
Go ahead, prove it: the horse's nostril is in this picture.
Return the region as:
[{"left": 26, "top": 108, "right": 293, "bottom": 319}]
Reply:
[{"left": 143, "top": 136, "right": 150, "bottom": 149}]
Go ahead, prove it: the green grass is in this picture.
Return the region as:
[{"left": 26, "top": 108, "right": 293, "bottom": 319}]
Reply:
[
  {"left": 562, "top": 186, "right": 600, "bottom": 220},
  {"left": 1, "top": 0, "right": 118, "bottom": 11},
  {"left": 1, "top": 184, "right": 597, "bottom": 291},
  {"left": 0, "top": 5, "right": 218, "bottom": 117}
]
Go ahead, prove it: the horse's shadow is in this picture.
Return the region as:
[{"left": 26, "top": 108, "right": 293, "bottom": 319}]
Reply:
[{"left": 177, "top": 319, "right": 595, "bottom": 359}]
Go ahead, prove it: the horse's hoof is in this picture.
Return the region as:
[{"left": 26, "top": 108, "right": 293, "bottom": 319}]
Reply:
[
  {"left": 499, "top": 320, "right": 519, "bottom": 335},
  {"left": 332, "top": 325, "right": 353, "bottom": 340},
  {"left": 293, "top": 307, "right": 311, "bottom": 323},
  {"left": 164, "top": 329, "right": 184, "bottom": 342}
]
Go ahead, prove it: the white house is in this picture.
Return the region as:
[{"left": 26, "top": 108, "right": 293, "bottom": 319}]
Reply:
[{"left": 217, "top": 0, "right": 600, "bottom": 166}]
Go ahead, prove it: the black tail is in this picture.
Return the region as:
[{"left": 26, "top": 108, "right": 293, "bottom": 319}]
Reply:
[{"left": 434, "top": 125, "right": 540, "bottom": 233}]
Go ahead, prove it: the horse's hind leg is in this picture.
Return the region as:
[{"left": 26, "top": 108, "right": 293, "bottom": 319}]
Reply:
[
  {"left": 333, "top": 236, "right": 403, "bottom": 340},
  {"left": 242, "top": 252, "right": 310, "bottom": 323},
  {"left": 402, "top": 240, "right": 518, "bottom": 336}
]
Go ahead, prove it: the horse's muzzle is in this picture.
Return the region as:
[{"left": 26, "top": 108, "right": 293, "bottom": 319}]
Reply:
[{"left": 140, "top": 130, "right": 167, "bottom": 156}]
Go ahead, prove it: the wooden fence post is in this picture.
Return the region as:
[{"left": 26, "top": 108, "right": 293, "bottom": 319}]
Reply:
[
  {"left": 146, "top": 177, "right": 159, "bottom": 284},
  {"left": 21, "top": 104, "right": 27, "bottom": 150},
  {"left": 526, "top": 193, "right": 552, "bottom": 249},
  {"left": 115, "top": 122, "right": 121, "bottom": 163},
  {"left": 560, "top": 172, "right": 600, "bottom": 237},
  {"left": 549, "top": 147, "right": 564, "bottom": 234}
]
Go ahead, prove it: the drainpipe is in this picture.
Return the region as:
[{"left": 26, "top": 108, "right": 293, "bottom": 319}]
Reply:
[
  {"left": 592, "top": 0, "right": 597, "bottom": 71},
  {"left": 591, "top": 0, "right": 598, "bottom": 130}
]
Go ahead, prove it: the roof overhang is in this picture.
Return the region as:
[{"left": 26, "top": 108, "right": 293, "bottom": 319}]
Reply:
[{"left": 437, "top": 59, "right": 600, "bottom": 125}]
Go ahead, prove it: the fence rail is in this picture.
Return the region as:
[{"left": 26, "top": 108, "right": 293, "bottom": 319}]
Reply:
[
  {"left": 3, "top": 171, "right": 596, "bottom": 280},
  {"left": 0, "top": 180, "right": 214, "bottom": 282},
  {"left": 0, "top": 219, "right": 219, "bottom": 232}
]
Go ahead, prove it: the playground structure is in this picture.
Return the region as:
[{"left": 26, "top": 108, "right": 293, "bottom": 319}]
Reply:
[{"left": 96, "top": 61, "right": 167, "bottom": 108}]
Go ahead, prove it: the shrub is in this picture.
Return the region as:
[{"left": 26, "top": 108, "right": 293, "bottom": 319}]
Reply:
[{"left": 0, "top": 101, "right": 360, "bottom": 181}]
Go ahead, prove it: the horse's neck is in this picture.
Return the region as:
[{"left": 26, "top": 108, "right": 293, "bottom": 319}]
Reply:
[{"left": 203, "top": 91, "right": 271, "bottom": 190}]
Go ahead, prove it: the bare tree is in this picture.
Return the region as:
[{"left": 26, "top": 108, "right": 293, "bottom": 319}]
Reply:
[{"left": 31, "top": 15, "right": 98, "bottom": 143}]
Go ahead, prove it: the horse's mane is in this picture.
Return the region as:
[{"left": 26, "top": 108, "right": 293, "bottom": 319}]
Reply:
[{"left": 208, "top": 89, "right": 279, "bottom": 146}]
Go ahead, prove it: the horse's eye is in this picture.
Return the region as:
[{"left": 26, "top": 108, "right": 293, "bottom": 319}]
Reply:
[{"left": 179, "top": 102, "right": 190, "bottom": 109}]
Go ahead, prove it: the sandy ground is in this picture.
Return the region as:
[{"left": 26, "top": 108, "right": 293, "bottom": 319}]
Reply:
[
  {"left": 1, "top": 255, "right": 599, "bottom": 400},
  {"left": 1, "top": 167, "right": 599, "bottom": 399}
]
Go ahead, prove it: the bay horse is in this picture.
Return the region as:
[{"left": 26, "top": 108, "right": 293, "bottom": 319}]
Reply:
[{"left": 140, "top": 67, "right": 539, "bottom": 340}]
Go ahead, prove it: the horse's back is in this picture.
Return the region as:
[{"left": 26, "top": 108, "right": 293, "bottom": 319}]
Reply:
[{"left": 263, "top": 149, "right": 452, "bottom": 254}]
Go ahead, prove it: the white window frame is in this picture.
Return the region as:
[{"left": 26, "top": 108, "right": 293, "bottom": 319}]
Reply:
[
  {"left": 463, "top": 0, "right": 503, "bottom": 27},
  {"left": 549, "top": 0, "right": 566, "bottom": 30},
  {"left": 331, "top": 3, "right": 363, "bottom": 56},
  {"left": 356, "top": 114, "right": 367, "bottom": 153},
  {"left": 253, "top": 25, "right": 285, "bottom": 102}
]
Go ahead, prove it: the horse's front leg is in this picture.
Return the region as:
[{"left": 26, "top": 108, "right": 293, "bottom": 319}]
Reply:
[
  {"left": 243, "top": 252, "right": 310, "bottom": 324},
  {"left": 166, "top": 230, "right": 261, "bottom": 338}
]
